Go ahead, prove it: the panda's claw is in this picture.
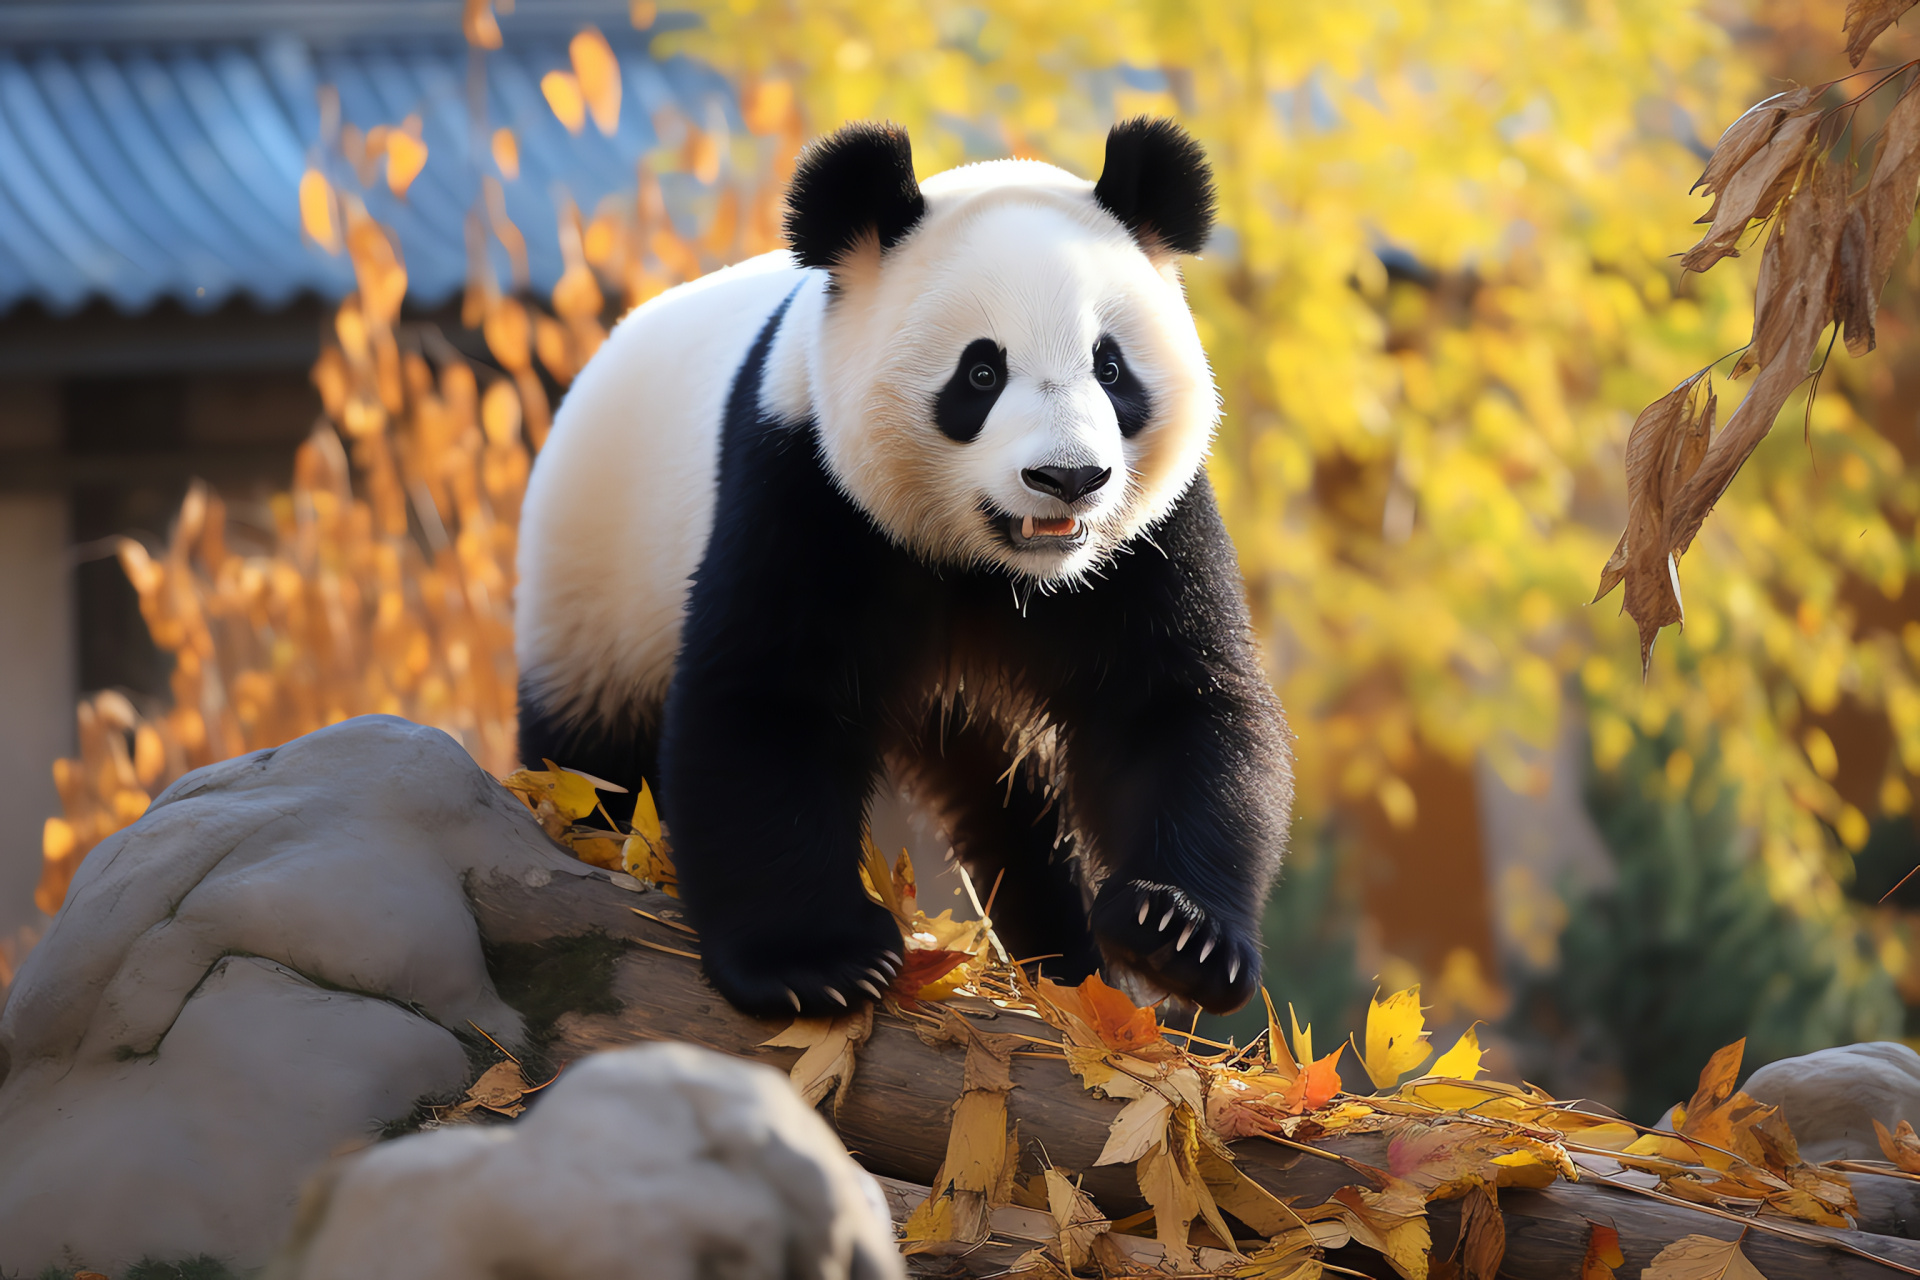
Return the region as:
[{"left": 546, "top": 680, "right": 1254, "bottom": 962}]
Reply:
[
  {"left": 857, "top": 979, "right": 884, "bottom": 999},
  {"left": 785, "top": 987, "right": 803, "bottom": 1012},
  {"left": 882, "top": 950, "right": 903, "bottom": 967},
  {"left": 1090, "top": 880, "right": 1259, "bottom": 1014},
  {"left": 826, "top": 986, "right": 848, "bottom": 1007}
]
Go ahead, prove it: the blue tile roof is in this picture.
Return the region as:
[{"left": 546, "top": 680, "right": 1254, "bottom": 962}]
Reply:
[{"left": 0, "top": 27, "right": 735, "bottom": 315}]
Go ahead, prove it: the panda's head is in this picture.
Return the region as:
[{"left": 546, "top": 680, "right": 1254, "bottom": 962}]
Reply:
[{"left": 783, "top": 119, "right": 1219, "bottom": 585}]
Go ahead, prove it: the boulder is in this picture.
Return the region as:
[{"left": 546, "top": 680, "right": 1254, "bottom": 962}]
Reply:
[
  {"left": 272, "top": 1041, "right": 903, "bottom": 1280},
  {"left": 0, "top": 716, "right": 590, "bottom": 1274},
  {"left": 1741, "top": 1041, "right": 1920, "bottom": 1162}
]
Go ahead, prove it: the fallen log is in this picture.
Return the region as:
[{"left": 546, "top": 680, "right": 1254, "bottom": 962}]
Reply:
[{"left": 470, "top": 862, "right": 1920, "bottom": 1278}]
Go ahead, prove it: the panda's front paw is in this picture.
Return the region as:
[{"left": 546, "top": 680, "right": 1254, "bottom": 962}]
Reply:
[
  {"left": 1090, "top": 879, "right": 1260, "bottom": 1014},
  {"left": 698, "top": 898, "right": 905, "bottom": 1020}
]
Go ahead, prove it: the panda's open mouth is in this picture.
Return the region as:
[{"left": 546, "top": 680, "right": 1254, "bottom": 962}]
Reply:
[{"left": 996, "top": 512, "right": 1087, "bottom": 550}]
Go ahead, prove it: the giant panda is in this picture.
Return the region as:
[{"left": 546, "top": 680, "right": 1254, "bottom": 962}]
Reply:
[{"left": 515, "top": 118, "right": 1293, "bottom": 1019}]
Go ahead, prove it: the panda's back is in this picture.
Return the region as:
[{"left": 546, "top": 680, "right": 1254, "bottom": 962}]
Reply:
[{"left": 516, "top": 251, "right": 811, "bottom": 725}]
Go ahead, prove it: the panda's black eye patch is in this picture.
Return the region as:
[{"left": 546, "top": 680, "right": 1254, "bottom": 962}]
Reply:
[
  {"left": 1093, "top": 337, "right": 1152, "bottom": 437},
  {"left": 934, "top": 338, "right": 1007, "bottom": 443}
]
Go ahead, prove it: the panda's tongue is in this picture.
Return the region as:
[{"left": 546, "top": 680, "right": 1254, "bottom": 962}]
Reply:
[{"left": 1022, "top": 516, "right": 1079, "bottom": 539}]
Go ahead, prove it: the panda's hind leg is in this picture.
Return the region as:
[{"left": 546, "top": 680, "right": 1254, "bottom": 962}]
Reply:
[
  {"left": 897, "top": 709, "right": 1101, "bottom": 984},
  {"left": 516, "top": 681, "right": 662, "bottom": 825}
]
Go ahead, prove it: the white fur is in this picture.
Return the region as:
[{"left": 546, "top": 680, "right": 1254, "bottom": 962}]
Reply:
[
  {"left": 517, "top": 158, "right": 1217, "bottom": 726},
  {"left": 516, "top": 253, "right": 805, "bottom": 726}
]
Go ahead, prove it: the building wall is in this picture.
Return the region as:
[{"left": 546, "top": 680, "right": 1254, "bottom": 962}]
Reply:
[{"left": 0, "top": 384, "right": 69, "bottom": 934}]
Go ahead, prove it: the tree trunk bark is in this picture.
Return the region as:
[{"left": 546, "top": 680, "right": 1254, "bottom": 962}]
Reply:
[{"left": 470, "top": 865, "right": 1920, "bottom": 1279}]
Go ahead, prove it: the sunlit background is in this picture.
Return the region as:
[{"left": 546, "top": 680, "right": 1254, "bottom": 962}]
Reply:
[{"left": 3, "top": 0, "right": 1920, "bottom": 1122}]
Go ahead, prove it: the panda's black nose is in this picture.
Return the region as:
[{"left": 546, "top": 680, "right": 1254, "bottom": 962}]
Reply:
[{"left": 1021, "top": 465, "right": 1112, "bottom": 503}]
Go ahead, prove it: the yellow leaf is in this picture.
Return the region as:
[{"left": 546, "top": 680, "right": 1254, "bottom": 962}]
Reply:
[
  {"left": 462, "top": 0, "right": 501, "bottom": 47},
  {"left": 1641, "top": 1234, "right": 1770, "bottom": 1280},
  {"left": 542, "top": 69, "right": 586, "bottom": 134},
  {"left": 1291, "top": 1003, "right": 1314, "bottom": 1066},
  {"left": 570, "top": 27, "right": 622, "bottom": 135},
  {"left": 631, "top": 778, "right": 662, "bottom": 846},
  {"left": 490, "top": 126, "right": 519, "bottom": 180},
  {"left": 299, "top": 169, "right": 339, "bottom": 251},
  {"left": 385, "top": 128, "right": 427, "bottom": 197},
  {"left": 1431, "top": 1022, "right": 1485, "bottom": 1080},
  {"left": 1361, "top": 986, "right": 1433, "bottom": 1090},
  {"left": 539, "top": 759, "right": 600, "bottom": 820},
  {"left": 1264, "top": 987, "right": 1300, "bottom": 1077}
]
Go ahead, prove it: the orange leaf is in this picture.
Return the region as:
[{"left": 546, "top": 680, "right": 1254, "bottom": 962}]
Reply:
[
  {"left": 893, "top": 948, "right": 972, "bottom": 1000},
  {"left": 1078, "top": 972, "right": 1163, "bottom": 1053},
  {"left": 1283, "top": 1044, "right": 1345, "bottom": 1112},
  {"left": 1580, "top": 1220, "right": 1623, "bottom": 1280}
]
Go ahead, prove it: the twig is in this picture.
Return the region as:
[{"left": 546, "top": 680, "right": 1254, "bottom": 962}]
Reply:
[
  {"left": 635, "top": 938, "right": 701, "bottom": 961},
  {"left": 630, "top": 907, "right": 698, "bottom": 936}
]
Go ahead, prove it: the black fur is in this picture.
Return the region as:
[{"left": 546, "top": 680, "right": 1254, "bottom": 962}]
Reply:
[
  {"left": 1093, "top": 117, "right": 1216, "bottom": 256},
  {"left": 647, "top": 302, "right": 1292, "bottom": 1019},
  {"left": 932, "top": 338, "right": 1007, "bottom": 442},
  {"left": 516, "top": 681, "right": 660, "bottom": 828},
  {"left": 784, "top": 122, "right": 927, "bottom": 270}
]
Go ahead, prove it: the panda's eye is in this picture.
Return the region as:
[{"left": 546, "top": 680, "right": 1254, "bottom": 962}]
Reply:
[
  {"left": 969, "top": 363, "right": 998, "bottom": 391},
  {"left": 1096, "top": 357, "right": 1121, "bottom": 386}
]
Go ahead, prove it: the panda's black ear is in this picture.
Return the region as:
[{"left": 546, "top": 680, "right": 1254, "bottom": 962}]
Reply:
[
  {"left": 784, "top": 122, "right": 926, "bottom": 270},
  {"left": 1093, "top": 117, "right": 1215, "bottom": 256}
]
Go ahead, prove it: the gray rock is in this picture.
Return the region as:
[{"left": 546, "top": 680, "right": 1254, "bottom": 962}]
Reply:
[
  {"left": 273, "top": 1041, "right": 904, "bottom": 1280},
  {"left": 1741, "top": 1041, "right": 1920, "bottom": 1162},
  {"left": 0, "top": 715, "right": 589, "bottom": 1274}
]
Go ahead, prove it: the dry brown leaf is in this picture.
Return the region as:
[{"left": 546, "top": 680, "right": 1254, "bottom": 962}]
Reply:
[
  {"left": 1044, "top": 1168, "right": 1109, "bottom": 1271},
  {"left": 1681, "top": 111, "right": 1818, "bottom": 274},
  {"left": 1846, "top": 0, "right": 1920, "bottom": 65},
  {"left": 1136, "top": 1104, "right": 1238, "bottom": 1273},
  {"left": 1867, "top": 79, "right": 1920, "bottom": 290},
  {"left": 1234, "top": 1228, "right": 1325, "bottom": 1280},
  {"left": 1099, "top": 1091, "right": 1173, "bottom": 1165},
  {"left": 466, "top": 1060, "right": 529, "bottom": 1116},
  {"left": 1581, "top": 1220, "right": 1624, "bottom": 1280},
  {"left": 1876, "top": 1117, "right": 1920, "bottom": 1171},
  {"left": 1642, "top": 1233, "right": 1770, "bottom": 1280},
  {"left": 1591, "top": 373, "right": 1713, "bottom": 672},
  {"left": 1696, "top": 89, "right": 1817, "bottom": 198},
  {"left": 1454, "top": 1184, "right": 1504, "bottom": 1280},
  {"left": 1327, "top": 1181, "right": 1432, "bottom": 1280},
  {"left": 1652, "top": 153, "right": 1850, "bottom": 646},
  {"left": 1833, "top": 200, "right": 1877, "bottom": 357},
  {"left": 763, "top": 1007, "right": 873, "bottom": 1112}
]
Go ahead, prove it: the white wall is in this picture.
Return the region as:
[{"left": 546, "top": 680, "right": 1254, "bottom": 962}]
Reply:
[{"left": 0, "top": 493, "right": 72, "bottom": 934}]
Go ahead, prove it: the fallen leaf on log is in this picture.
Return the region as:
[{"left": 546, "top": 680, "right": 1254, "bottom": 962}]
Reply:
[
  {"left": 1643, "top": 1232, "right": 1771, "bottom": 1279},
  {"left": 1877, "top": 1118, "right": 1920, "bottom": 1172},
  {"left": 761, "top": 1006, "right": 872, "bottom": 1112},
  {"left": 1581, "top": 1220, "right": 1625, "bottom": 1280}
]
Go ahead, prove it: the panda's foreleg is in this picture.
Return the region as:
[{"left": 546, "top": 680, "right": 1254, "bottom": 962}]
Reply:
[
  {"left": 1063, "top": 480, "right": 1293, "bottom": 1015},
  {"left": 894, "top": 705, "right": 1102, "bottom": 984},
  {"left": 514, "top": 681, "right": 662, "bottom": 818},
  {"left": 659, "top": 674, "right": 906, "bottom": 1019}
]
